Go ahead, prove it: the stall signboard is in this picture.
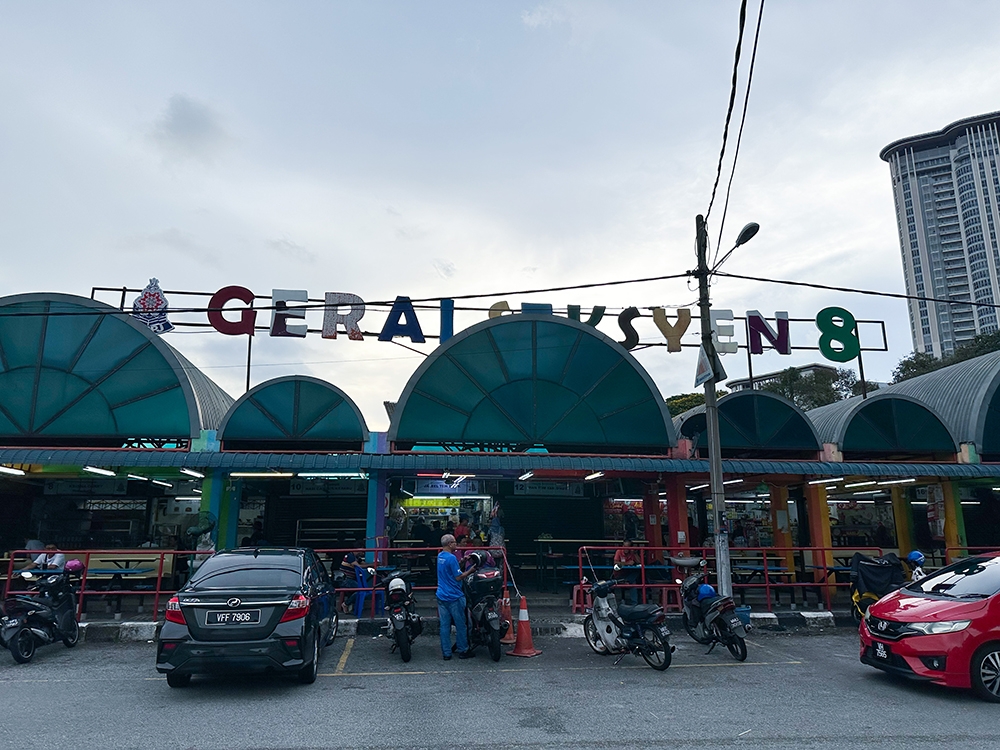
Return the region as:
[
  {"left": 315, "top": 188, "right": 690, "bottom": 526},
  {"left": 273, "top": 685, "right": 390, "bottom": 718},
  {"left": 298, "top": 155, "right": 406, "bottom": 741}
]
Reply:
[
  {"left": 147, "top": 283, "right": 885, "bottom": 366},
  {"left": 415, "top": 479, "right": 482, "bottom": 495},
  {"left": 289, "top": 479, "right": 368, "bottom": 495},
  {"left": 926, "top": 484, "right": 946, "bottom": 541},
  {"left": 44, "top": 478, "right": 128, "bottom": 495},
  {"left": 514, "top": 481, "right": 584, "bottom": 497}
]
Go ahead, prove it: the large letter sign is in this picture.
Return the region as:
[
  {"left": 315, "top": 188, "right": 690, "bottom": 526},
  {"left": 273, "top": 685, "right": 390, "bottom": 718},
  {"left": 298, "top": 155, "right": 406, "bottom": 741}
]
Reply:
[
  {"left": 816, "top": 306, "right": 861, "bottom": 362},
  {"left": 652, "top": 308, "right": 691, "bottom": 352},
  {"left": 321, "top": 292, "right": 365, "bottom": 341},
  {"left": 378, "top": 296, "right": 425, "bottom": 343},
  {"left": 208, "top": 286, "right": 257, "bottom": 336},
  {"left": 747, "top": 310, "right": 791, "bottom": 355},
  {"left": 271, "top": 289, "right": 308, "bottom": 338},
  {"left": 710, "top": 310, "right": 738, "bottom": 354}
]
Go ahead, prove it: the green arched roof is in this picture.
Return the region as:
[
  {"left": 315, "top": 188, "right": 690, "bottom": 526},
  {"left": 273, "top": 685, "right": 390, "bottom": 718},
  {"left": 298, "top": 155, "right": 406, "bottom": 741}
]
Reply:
[
  {"left": 0, "top": 293, "right": 233, "bottom": 446},
  {"left": 218, "top": 376, "right": 369, "bottom": 451},
  {"left": 674, "top": 391, "right": 821, "bottom": 457},
  {"left": 808, "top": 393, "right": 957, "bottom": 456},
  {"left": 388, "top": 315, "right": 674, "bottom": 453}
]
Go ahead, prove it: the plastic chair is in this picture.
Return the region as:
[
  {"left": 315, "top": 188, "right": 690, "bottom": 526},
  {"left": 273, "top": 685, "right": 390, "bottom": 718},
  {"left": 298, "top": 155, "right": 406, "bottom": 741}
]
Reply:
[{"left": 354, "top": 567, "right": 385, "bottom": 618}]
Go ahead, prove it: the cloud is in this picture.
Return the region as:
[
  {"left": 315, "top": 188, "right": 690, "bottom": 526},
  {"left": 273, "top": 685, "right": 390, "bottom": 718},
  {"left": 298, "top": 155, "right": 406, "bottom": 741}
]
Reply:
[
  {"left": 120, "top": 227, "right": 223, "bottom": 269},
  {"left": 266, "top": 236, "right": 316, "bottom": 263},
  {"left": 432, "top": 258, "right": 456, "bottom": 278},
  {"left": 150, "top": 94, "right": 229, "bottom": 163},
  {"left": 521, "top": 4, "right": 567, "bottom": 29}
]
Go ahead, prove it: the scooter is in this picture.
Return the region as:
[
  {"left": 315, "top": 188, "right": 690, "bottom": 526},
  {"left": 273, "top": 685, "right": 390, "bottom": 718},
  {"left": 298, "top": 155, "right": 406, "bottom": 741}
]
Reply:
[
  {"left": 673, "top": 556, "right": 749, "bottom": 661},
  {"left": 1, "top": 567, "right": 82, "bottom": 663},
  {"left": 462, "top": 552, "right": 509, "bottom": 662},
  {"left": 378, "top": 569, "right": 422, "bottom": 662},
  {"left": 583, "top": 577, "right": 673, "bottom": 671}
]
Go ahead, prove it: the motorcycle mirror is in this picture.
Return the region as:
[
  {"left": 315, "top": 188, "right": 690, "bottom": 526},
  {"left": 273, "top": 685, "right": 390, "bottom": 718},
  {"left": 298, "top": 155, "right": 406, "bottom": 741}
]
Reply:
[
  {"left": 21, "top": 571, "right": 34, "bottom": 580},
  {"left": 675, "top": 578, "right": 683, "bottom": 585},
  {"left": 367, "top": 567, "right": 376, "bottom": 577},
  {"left": 613, "top": 564, "right": 621, "bottom": 572}
]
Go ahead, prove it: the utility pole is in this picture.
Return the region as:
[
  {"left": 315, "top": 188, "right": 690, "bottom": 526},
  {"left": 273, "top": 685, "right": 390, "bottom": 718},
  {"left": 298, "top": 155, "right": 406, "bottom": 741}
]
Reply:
[{"left": 695, "top": 214, "right": 733, "bottom": 598}]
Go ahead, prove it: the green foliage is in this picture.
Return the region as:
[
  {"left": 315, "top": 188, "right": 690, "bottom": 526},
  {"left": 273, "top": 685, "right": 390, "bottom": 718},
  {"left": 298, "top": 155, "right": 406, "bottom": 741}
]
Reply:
[
  {"left": 891, "top": 332, "right": 1000, "bottom": 383},
  {"left": 760, "top": 367, "right": 866, "bottom": 410},
  {"left": 664, "top": 390, "right": 727, "bottom": 416}
]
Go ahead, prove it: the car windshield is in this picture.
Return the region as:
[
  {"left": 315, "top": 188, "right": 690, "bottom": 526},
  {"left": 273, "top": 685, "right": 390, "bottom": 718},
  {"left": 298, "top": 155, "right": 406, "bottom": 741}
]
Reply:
[
  {"left": 907, "top": 556, "right": 1000, "bottom": 599},
  {"left": 189, "top": 567, "right": 301, "bottom": 590}
]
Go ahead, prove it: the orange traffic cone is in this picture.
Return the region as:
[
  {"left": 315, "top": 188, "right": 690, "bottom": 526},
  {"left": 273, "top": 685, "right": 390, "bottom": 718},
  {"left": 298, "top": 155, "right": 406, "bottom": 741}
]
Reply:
[
  {"left": 506, "top": 595, "right": 542, "bottom": 657},
  {"left": 500, "top": 587, "right": 516, "bottom": 645}
]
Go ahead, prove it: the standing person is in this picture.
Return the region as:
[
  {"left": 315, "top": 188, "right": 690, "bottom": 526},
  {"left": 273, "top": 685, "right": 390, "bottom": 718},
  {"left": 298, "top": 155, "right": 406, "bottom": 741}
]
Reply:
[{"left": 436, "top": 534, "right": 479, "bottom": 661}]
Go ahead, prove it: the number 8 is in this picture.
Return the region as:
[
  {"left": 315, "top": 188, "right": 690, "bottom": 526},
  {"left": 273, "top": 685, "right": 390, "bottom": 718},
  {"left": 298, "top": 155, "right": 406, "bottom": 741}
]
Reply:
[{"left": 816, "top": 306, "right": 861, "bottom": 363}]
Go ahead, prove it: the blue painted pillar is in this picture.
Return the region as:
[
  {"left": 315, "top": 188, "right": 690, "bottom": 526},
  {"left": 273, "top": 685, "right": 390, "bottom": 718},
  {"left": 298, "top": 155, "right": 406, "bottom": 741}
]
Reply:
[
  {"left": 201, "top": 470, "right": 238, "bottom": 550},
  {"left": 364, "top": 432, "right": 388, "bottom": 562}
]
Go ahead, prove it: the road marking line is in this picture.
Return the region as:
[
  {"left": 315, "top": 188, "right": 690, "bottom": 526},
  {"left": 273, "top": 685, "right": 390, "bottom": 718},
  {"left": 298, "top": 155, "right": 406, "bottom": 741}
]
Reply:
[{"left": 335, "top": 638, "right": 354, "bottom": 674}]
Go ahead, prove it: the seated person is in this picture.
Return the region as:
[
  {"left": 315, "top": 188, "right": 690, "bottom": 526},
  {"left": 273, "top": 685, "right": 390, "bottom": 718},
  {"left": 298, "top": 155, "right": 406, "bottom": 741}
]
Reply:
[
  {"left": 29, "top": 543, "right": 66, "bottom": 571},
  {"left": 613, "top": 539, "right": 641, "bottom": 604},
  {"left": 338, "top": 547, "right": 367, "bottom": 613}
]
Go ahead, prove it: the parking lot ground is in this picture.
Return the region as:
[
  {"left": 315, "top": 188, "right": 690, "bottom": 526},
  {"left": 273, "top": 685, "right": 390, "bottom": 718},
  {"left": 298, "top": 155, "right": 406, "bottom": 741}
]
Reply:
[{"left": 1, "top": 629, "right": 997, "bottom": 749}]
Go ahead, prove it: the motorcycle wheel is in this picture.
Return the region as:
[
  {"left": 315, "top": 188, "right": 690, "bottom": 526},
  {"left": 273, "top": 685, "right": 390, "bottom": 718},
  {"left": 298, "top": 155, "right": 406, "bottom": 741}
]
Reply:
[
  {"left": 639, "top": 628, "right": 671, "bottom": 671},
  {"left": 9, "top": 627, "right": 35, "bottom": 664},
  {"left": 395, "top": 627, "right": 412, "bottom": 663},
  {"left": 583, "top": 615, "right": 609, "bottom": 655},
  {"left": 62, "top": 619, "right": 80, "bottom": 648},
  {"left": 488, "top": 626, "right": 502, "bottom": 662},
  {"left": 727, "top": 636, "right": 748, "bottom": 662}
]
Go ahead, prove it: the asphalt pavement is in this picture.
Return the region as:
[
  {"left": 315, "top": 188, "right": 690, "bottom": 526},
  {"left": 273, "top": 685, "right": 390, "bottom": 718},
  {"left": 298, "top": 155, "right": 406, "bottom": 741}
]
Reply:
[{"left": 0, "top": 629, "right": 995, "bottom": 749}]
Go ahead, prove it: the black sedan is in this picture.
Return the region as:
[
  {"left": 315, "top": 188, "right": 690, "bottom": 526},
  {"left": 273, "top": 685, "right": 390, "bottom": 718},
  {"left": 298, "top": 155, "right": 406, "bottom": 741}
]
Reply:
[{"left": 156, "top": 547, "right": 338, "bottom": 687}]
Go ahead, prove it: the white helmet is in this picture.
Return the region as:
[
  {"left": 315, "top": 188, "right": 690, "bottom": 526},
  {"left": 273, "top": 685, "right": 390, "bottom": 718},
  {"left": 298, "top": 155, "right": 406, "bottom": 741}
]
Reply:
[{"left": 388, "top": 577, "right": 407, "bottom": 594}]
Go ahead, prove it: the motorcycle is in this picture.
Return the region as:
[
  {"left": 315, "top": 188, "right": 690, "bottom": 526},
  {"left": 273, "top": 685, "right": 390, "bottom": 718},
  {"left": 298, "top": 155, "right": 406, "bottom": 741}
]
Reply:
[
  {"left": 379, "top": 569, "right": 422, "bottom": 662},
  {"left": 672, "top": 556, "right": 749, "bottom": 661},
  {"left": 1, "top": 567, "right": 82, "bottom": 663},
  {"left": 583, "top": 577, "right": 673, "bottom": 670},
  {"left": 462, "top": 552, "right": 509, "bottom": 662}
]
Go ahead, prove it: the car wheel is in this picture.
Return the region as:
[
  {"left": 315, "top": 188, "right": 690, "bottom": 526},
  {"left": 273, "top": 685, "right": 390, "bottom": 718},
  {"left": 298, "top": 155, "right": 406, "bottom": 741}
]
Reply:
[
  {"left": 298, "top": 634, "right": 319, "bottom": 684},
  {"left": 166, "top": 673, "right": 191, "bottom": 688},
  {"left": 9, "top": 627, "right": 35, "bottom": 664},
  {"left": 325, "top": 611, "right": 339, "bottom": 646},
  {"left": 971, "top": 643, "right": 1000, "bottom": 702}
]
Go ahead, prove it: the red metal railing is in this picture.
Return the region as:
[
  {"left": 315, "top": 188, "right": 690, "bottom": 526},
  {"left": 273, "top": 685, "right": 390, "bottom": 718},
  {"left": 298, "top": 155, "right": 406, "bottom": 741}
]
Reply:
[
  {"left": 945, "top": 546, "right": 1000, "bottom": 563},
  {"left": 3, "top": 545, "right": 509, "bottom": 623},
  {"left": 576, "top": 545, "right": 887, "bottom": 612}
]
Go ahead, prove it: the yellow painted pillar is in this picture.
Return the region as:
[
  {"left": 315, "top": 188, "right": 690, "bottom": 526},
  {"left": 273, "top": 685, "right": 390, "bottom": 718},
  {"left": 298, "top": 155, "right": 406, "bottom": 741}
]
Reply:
[
  {"left": 769, "top": 485, "right": 795, "bottom": 571},
  {"left": 890, "top": 486, "right": 913, "bottom": 555},
  {"left": 804, "top": 484, "right": 835, "bottom": 605},
  {"left": 941, "top": 481, "right": 966, "bottom": 554}
]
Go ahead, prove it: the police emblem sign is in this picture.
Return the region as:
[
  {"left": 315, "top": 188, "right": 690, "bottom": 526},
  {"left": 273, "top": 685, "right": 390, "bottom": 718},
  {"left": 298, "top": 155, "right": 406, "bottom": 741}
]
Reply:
[{"left": 131, "top": 278, "right": 174, "bottom": 334}]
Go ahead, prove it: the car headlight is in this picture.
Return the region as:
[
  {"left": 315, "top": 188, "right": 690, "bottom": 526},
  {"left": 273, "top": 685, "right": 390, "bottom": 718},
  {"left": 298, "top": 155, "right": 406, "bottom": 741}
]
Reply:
[{"left": 903, "top": 620, "right": 971, "bottom": 635}]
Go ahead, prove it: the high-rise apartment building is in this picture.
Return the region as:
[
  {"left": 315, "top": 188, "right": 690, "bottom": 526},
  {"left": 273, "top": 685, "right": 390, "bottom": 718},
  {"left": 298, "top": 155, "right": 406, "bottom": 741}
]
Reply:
[{"left": 881, "top": 112, "right": 1000, "bottom": 358}]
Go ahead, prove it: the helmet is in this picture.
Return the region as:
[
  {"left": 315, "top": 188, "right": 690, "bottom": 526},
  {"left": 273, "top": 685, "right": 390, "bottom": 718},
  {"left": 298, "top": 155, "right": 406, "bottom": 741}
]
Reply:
[
  {"left": 64, "top": 559, "right": 85, "bottom": 574},
  {"left": 696, "top": 583, "right": 717, "bottom": 602},
  {"left": 906, "top": 550, "right": 925, "bottom": 567}
]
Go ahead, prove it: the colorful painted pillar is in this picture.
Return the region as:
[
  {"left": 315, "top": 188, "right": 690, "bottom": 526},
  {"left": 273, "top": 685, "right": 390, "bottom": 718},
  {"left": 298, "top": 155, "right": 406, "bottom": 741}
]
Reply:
[
  {"left": 941, "top": 481, "right": 967, "bottom": 555},
  {"left": 201, "top": 469, "right": 238, "bottom": 549},
  {"left": 804, "top": 483, "right": 834, "bottom": 606},
  {"left": 890, "top": 486, "right": 914, "bottom": 555},
  {"left": 663, "top": 475, "right": 690, "bottom": 551},
  {"left": 642, "top": 485, "right": 663, "bottom": 551},
  {"left": 769, "top": 485, "right": 795, "bottom": 571},
  {"left": 365, "top": 470, "right": 387, "bottom": 563}
]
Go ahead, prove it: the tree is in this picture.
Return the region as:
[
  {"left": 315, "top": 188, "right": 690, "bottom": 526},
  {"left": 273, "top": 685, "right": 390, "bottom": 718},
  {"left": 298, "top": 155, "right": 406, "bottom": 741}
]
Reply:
[
  {"left": 891, "top": 351, "right": 943, "bottom": 383},
  {"left": 760, "top": 367, "right": 866, "bottom": 410},
  {"left": 664, "top": 390, "right": 727, "bottom": 417},
  {"left": 891, "top": 331, "right": 1000, "bottom": 383}
]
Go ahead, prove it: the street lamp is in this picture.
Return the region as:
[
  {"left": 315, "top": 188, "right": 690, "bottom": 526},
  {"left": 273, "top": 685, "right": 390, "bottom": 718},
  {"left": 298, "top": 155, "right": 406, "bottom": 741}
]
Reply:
[{"left": 694, "top": 215, "right": 759, "bottom": 598}]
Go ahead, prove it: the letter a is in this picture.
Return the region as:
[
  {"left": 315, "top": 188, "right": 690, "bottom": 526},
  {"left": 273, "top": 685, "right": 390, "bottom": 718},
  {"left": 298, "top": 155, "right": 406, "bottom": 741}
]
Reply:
[{"left": 378, "top": 296, "right": 426, "bottom": 343}]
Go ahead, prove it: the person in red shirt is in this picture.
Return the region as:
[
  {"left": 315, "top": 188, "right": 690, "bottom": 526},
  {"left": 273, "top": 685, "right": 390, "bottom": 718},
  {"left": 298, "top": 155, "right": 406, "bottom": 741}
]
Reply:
[
  {"left": 613, "top": 539, "right": 641, "bottom": 604},
  {"left": 455, "top": 516, "right": 470, "bottom": 541}
]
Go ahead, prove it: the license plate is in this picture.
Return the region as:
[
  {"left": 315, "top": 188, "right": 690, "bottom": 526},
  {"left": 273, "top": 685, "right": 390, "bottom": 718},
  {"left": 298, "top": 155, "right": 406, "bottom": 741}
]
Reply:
[
  {"left": 207, "top": 609, "right": 261, "bottom": 625},
  {"left": 729, "top": 616, "right": 742, "bottom": 629},
  {"left": 658, "top": 625, "right": 670, "bottom": 637},
  {"left": 873, "top": 641, "right": 891, "bottom": 661}
]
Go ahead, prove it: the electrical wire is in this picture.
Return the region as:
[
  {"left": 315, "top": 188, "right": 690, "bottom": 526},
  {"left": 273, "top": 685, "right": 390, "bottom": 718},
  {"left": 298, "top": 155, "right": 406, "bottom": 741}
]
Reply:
[
  {"left": 714, "top": 0, "right": 765, "bottom": 256},
  {"left": 704, "top": 0, "right": 749, "bottom": 222}
]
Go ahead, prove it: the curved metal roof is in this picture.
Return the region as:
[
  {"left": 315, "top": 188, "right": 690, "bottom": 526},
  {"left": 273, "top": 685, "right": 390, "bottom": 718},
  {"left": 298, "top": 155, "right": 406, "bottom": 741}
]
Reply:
[
  {"left": 388, "top": 314, "right": 675, "bottom": 453},
  {"left": 0, "top": 293, "right": 233, "bottom": 445},
  {"left": 218, "top": 375, "right": 368, "bottom": 450},
  {"left": 807, "top": 392, "right": 957, "bottom": 455},
  {"left": 673, "top": 391, "right": 820, "bottom": 455},
  {"left": 880, "top": 111, "right": 1000, "bottom": 160},
  {"left": 879, "top": 350, "right": 1000, "bottom": 455}
]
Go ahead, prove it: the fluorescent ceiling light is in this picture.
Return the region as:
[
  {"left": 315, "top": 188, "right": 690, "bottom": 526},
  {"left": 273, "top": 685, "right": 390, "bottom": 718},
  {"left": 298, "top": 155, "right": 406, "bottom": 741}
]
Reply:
[
  {"left": 825, "top": 486, "right": 837, "bottom": 491},
  {"left": 854, "top": 500, "right": 876, "bottom": 504},
  {"left": 296, "top": 472, "right": 367, "bottom": 479},
  {"left": 230, "top": 472, "right": 294, "bottom": 478},
  {"left": 658, "top": 491, "right": 667, "bottom": 497},
  {"left": 518, "top": 472, "right": 534, "bottom": 481},
  {"left": 180, "top": 468, "right": 205, "bottom": 479},
  {"left": 809, "top": 477, "right": 843, "bottom": 485},
  {"left": 401, "top": 489, "right": 413, "bottom": 497},
  {"left": 411, "top": 495, "right": 492, "bottom": 500},
  {"left": 689, "top": 484, "right": 710, "bottom": 491},
  {"left": 172, "top": 496, "right": 201, "bottom": 501},
  {"left": 152, "top": 480, "right": 173, "bottom": 488},
  {"left": 584, "top": 472, "right": 604, "bottom": 481},
  {"left": 853, "top": 490, "right": 884, "bottom": 496},
  {"left": 83, "top": 466, "right": 115, "bottom": 477},
  {"left": 0, "top": 466, "right": 26, "bottom": 476},
  {"left": 911, "top": 501, "right": 928, "bottom": 505},
  {"left": 961, "top": 501, "right": 981, "bottom": 506},
  {"left": 877, "top": 478, "right": 916, "bottom": 486},
  {"left": 722, "top": 479, "right": 743, "bottom": 486},
  {"left": 450, "top": 475, "right": 469, "bottom": 486},
  {"left": 127, "top": 474, "right": 149, "bottom": 481},
  {"left": 442, "top": 471, "right": 450, "bottom": 480},
  {"left": 844, "top": 481, "right": 876, "bottom": 489}
]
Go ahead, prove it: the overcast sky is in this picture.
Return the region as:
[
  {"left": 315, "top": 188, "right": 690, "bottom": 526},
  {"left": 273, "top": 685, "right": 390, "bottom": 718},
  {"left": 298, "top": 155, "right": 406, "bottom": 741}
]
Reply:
[{"left": 3, "top": 1, "right": 1000, "bottom": 431}]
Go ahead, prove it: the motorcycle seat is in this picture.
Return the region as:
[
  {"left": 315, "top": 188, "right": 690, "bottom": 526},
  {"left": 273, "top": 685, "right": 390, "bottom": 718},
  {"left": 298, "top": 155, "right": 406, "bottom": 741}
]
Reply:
[
  {"left": 668, "top": 556, "right": 705, "bottom": 568},
  {"left": 617, "top": 603, "right": 661, "bottom": 622}
]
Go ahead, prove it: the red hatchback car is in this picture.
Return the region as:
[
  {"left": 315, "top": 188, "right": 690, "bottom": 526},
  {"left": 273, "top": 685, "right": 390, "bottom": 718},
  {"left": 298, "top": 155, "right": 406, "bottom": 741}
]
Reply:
[{"left": 860, "top": 553, "right": 1000, "bottom": 702}]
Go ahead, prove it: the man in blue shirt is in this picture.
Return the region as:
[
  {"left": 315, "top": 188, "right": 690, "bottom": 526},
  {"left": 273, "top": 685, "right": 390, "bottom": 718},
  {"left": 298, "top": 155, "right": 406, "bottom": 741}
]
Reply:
[{"left": 437, "top": 534, "right": 479, "bottom": 660}]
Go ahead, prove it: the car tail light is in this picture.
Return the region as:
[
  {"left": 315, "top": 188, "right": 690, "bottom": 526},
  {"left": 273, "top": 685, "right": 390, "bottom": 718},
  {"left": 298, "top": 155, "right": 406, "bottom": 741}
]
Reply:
[
  {"left": 279, "top": 593, "right": 310, "bottom": 622},
  {"left": 160, "top": 642, "right": 177, "bottom": 651},
  {"left": 165, "top": 596, "right": 185, "bottom": 624}
]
